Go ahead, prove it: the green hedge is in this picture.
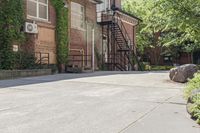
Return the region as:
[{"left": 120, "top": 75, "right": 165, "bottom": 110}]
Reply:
[
  {"left": 139, "top": 63, "right": 174, "bottom": 71},
  {"left": 0, "top": 0, "right": 25, "bottom": 70},
  {"left": 184, "top": 73, "right": 200, "bottom": 124}
]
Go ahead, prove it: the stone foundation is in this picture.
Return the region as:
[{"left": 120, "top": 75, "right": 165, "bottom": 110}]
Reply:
[{"left": 0, "top": 69, "right": 52, "bottom": 80}]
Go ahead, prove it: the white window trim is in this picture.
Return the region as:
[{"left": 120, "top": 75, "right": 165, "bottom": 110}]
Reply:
[
  {"left": 71, "top": 2, "right": 85, "bottom": 30},
  {"left": 27, "top": 0, "right": 49, "bottom": 21},
  {"left": 96, "top": 0, "right": 111, "bottom": 12}
]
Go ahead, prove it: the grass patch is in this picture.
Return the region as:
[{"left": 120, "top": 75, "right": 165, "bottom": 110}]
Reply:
[
  {"left": 140, "top": 63, "right": 174, "bottom": 71},
  {"left": 150, "top": 65, "right": 174, "bottom": 71}
]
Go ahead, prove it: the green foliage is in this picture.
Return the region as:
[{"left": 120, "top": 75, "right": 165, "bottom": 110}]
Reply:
[
  {"left": 159, "top": 0, "right": 200, "bottom": 44},
  {"left": 151, "top": 65, "right": 174, "bottom": 71},
  {"left": 123, "top": 0, "right": 200, "bottom": 63},
  {"left": 0, "top": 0, "right": 25, "bottom": 70},
  {"left": 188, "top": 94, "right": 200, "bottom": 124},
  {"left": 185, "top": 73, "right": 200, "bottom": 124},
  {"left": 0, "top": 0, "right": 69, "bottom": 70},
  {"left": 184, "top": 73, "right": 200, "bottom": 98},
  {"left": 50, "top": 0, "right": 69, "bottom": 65},
  {"left": 14, "top": 51, "right": 36, "bottom": 69}
]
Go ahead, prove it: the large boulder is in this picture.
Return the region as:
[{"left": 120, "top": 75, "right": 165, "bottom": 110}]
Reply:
[{"left": 169, "top": 64, "right": 198, "bottom": 83}]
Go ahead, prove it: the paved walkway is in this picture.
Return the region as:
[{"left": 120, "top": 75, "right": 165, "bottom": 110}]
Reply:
[{"left": 0, "top": 71, "right": 199, "bottom": 133}]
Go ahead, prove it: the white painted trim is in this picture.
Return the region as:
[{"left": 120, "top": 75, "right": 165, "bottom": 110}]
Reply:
[
  {"left": 27, "top": 0, "right": 49, "bottom": 21},
  {"left": 116, "top": 11, "right": 138, "bottom": 24},
  {"left": 121, "top": 19, "right": 136, "bottom": 26}
]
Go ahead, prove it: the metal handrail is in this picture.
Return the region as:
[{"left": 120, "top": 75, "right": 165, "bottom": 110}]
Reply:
[
  {"left": 35, "top": 52, "right": 50, "bottom": 66},
  {"left": 114, "top": 12, "right": 132, "bottom": 49},
  {"left": 68, "top": 55, "right": 92, "bottom": 69}
]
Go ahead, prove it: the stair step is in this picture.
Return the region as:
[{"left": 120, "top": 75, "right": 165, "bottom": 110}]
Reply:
[
  {"left": 116, "top": 40, "right": 123, "bottom": 41},
  {"left": 117, "top": 49, "right": 130, "bottom": 51}
]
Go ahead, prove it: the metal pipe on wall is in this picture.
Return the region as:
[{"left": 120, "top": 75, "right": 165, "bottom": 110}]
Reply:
[{"left": 92, "top": 28, "right": 95, "bottom": 72}]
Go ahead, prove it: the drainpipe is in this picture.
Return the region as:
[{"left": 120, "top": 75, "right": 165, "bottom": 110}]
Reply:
[
  {"left": 86, "top": 22, "right": 88, "bottom": 66},
  {"left": 92, "top": 28, "right": 95, "bottom": 72}
]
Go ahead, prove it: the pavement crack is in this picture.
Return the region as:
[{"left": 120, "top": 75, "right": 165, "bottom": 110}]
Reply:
[
  {"left": 118, "top": 96, "right": 176, "bottom": 133},
  {"left": 166, "top": 102, "right": 186, "bottom": 106},
  {"left": 67, "top": 80, "right": 183, "bottom": 90}
]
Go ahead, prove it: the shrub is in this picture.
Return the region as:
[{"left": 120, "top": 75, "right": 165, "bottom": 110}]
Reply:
[
  {"left": 13, "top": 51, "right": 37, "bottom": 70},
  {"left": 188, "top": 95, "right": 200, "bottom": 124},
  {"left": 151, "top": 65, "right": 174, "bottom": 71},
  {"left": 184, "top": 72, "right": 200, "bottom": 124},
  {"left": 184, "top": 73, "right": 200, "bottom": 98}
]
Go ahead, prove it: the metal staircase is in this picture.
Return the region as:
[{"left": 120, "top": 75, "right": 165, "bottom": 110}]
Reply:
[
  {"left": 107, "top": 13, "right": 134, "bottom": 71},
  {"left": 98, "top": 10, "right": 140, "bottom": 71}
]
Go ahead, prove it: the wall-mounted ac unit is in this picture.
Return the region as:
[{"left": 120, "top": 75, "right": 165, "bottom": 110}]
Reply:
[{"left": 25, "top": 22, "right": 38, "bottom": 34}]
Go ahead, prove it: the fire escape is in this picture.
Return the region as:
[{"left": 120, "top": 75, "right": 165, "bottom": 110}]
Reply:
[{"left": 98, "top": 9, "right": 139, "bottom": 71}]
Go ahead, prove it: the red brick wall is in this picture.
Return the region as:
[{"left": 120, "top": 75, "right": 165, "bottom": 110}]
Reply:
[
  {"left": 123, "top": 22, "right": 134, "bottom": 46},
  {"left": 145, "top": 48, "right": 192, "bottom": 65},
  {"left": 176, "top": 53, "right": 192, "bottom": 65},
  {"left": 69, "top": 0, "right": 102, "bottom": 69},
  {"left": 23, "top": 1, "right": 57, "bottom": 64}
]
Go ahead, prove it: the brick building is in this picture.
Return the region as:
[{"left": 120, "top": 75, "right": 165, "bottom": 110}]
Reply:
[
  {"left": 24, "top": 0, "right": 140, "bottom": 71},
  {"left": 24, "top": 0, "right": 57, "bottom": 65}
]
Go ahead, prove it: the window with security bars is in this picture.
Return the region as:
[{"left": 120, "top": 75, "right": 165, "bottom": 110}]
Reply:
[{"left": 27, "top": 0, "right": 48, "bottom": 21}]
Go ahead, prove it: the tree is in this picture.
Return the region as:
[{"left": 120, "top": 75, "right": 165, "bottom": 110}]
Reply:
[
  {"left": 159, "top": 0, "right": 200, "bottom": 44},
  {"left": 123, "top": 0, "right": 200, "bottom": 65}
]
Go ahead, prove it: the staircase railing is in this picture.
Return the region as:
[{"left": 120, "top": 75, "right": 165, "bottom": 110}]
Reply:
[
  {"left": 97, "top": 10, "right": 141, "bottom": 71},
  {"left": 35, "top": 52, "right": 50, "bottom": 67},
  {"left": 113, "top": 12, "right": 132, "bottom": 49},
  {"left": 111, "top": 12, "right": 134, "bottom": 69}
]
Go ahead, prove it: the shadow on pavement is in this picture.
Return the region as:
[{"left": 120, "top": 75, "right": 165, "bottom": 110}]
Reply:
[{"left": 0, "top": 71, "right": 168, "bottom": 88}]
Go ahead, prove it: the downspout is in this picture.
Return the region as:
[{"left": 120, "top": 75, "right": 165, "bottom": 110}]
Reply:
[
  {"left": 92, "top": 27, "right": 95, "bottom": 72},
  {"left": 86, "top": 21, "right": 88, "bottom": 66}
]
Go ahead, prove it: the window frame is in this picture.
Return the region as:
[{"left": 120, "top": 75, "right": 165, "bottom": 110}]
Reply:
[
  {"left": 27, "top": 0, "right": 49, "bottom": 21},
  {"left": 71, "top": 2, "right": 85, "bottom": 30},
  {"left": 96, "top": 0, "right": 111, "bottom": 12}
]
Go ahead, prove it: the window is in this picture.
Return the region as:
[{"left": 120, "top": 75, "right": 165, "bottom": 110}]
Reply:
[
  {"left": 71, "top": 2, "right": 85, "bottom": 29},
  {"left": 96, "top": 0, "right": 110, "bottom": 12},
  {"left": 27, "top": 0, "right": 48, "bottom": 21}
]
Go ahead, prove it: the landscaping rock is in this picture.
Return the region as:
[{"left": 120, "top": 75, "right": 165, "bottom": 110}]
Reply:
[{"left": 169, "top": 64, "right": 198, "bottom": 83}]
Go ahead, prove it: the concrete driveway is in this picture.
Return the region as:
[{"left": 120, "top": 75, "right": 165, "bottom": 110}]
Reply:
[{"left": 0, "top": 71, "right": 199, "bottom": 133}]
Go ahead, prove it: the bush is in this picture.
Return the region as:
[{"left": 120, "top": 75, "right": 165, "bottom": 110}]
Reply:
[
  {"left": 188, "top": 95, "right": 200, "bottom": 124},
  {"left": 138, "top": 64, "right": 174, "bottom": 71},
  {"left": 15, "top": 52, "right": 37, "bottom": 69},
  {"left": 184, "top": 73, "right": 200, "bottom": 98},
  {"left": 151, "top": 65, "right": 174, "bottom": 71},
  {"left": 184, "top": 73, "right": 200, "bottom": 124}
]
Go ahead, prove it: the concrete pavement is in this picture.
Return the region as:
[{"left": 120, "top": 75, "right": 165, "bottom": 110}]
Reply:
[{"left": 0, "top": 71, "right": 199, "bottom": 133}]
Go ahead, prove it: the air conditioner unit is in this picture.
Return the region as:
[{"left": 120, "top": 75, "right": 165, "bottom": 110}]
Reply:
[{"left": 25, "top": 22, "right": 38, "bottom": 34}]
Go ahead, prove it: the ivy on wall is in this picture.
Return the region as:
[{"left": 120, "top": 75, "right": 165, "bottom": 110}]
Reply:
[
  {"left": 0, "top": 0, "right": 25, "bottom": 70},
  {"left": 0, "top": 0, "right": 69, "bottom": 70},
  {"left": 50, "top": 0, "right": 69, "bottom": 66}
]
